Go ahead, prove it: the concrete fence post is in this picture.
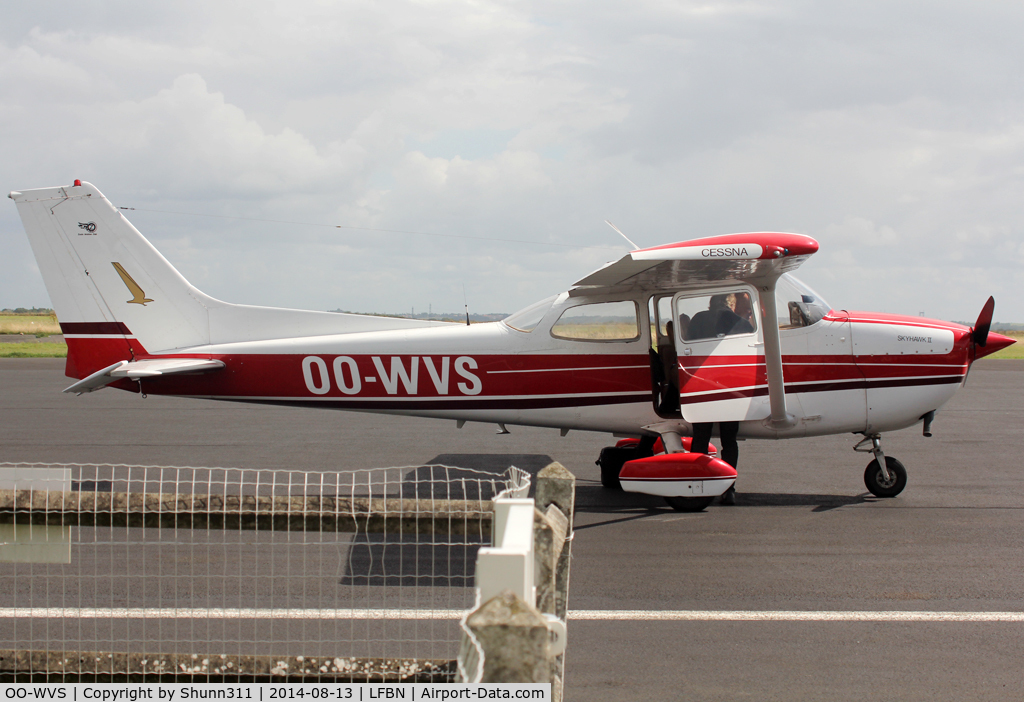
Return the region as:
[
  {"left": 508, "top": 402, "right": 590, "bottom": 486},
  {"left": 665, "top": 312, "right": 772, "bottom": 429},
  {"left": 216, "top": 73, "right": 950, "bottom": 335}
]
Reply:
[
  {"left": 533, "top": 505, "right": 568, "bottom": 616},
  {"left": 535, "top": 462, "right": 575, "bottom": 620},
  {"left": 535, "top": 462, "right": 575, "bottom": 702},
  {"left": 461, "top": 590, "right": 555, "bottom": 683},
  {"left": 536, "top": 462, "right": 575, "bottom": 526}
]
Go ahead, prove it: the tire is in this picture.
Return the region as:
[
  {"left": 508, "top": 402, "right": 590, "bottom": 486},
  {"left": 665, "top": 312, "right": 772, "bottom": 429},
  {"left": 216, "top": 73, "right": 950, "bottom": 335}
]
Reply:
[
  {"left": 864, "top": 456, "right": 907, "bottom": 498},
  {"left": 664, "top": 496, "right": 715, "bottom": 512},
  {"left": 597, "top": 446, "right": 650, "bottom": 490}
]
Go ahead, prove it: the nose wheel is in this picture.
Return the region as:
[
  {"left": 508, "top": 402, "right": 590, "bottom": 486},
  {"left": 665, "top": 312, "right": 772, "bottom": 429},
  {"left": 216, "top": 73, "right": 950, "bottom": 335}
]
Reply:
[
  {"left": 864, "top": 456, "right": 907, "bottom": 497},
  {"left": 664, "top": 495, "right": 715, "bottom": 512},
  {"left": 855, "top": 435, "right": 908, "bottom": 497}
]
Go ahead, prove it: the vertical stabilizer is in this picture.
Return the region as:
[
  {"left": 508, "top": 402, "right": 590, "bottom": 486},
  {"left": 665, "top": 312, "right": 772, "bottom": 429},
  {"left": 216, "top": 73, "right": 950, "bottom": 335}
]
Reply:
[{"left": 10, "top": 181, "right": 216, "bottom": 376}]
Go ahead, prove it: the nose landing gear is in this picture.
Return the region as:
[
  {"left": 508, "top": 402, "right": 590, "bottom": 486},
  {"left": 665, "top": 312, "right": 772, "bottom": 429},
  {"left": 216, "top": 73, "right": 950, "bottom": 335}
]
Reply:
[{"left": 855, "top": 435, "right": 908, "bottom": 497}]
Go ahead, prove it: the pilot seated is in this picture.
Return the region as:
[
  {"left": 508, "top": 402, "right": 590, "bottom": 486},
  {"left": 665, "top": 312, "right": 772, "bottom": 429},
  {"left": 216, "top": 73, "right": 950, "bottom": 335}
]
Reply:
[{"left": 686, "top": 293, "right": 754, "bottom": 340}]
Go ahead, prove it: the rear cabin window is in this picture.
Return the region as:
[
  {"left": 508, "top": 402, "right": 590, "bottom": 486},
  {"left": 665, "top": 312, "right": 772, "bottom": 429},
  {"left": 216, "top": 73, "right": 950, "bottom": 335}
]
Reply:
[
  {"left": 676, "top": 291, "right": 757, "bottom": 342},
  {"left": 550, "top": 301, "right": 640, "bottom": 342}
]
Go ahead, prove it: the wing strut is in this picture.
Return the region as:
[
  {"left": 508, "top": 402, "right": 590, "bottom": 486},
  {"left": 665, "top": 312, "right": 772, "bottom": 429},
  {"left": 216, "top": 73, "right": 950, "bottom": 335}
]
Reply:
[{"left": 758, "top": 281, "right": 796, "bottom": 429}]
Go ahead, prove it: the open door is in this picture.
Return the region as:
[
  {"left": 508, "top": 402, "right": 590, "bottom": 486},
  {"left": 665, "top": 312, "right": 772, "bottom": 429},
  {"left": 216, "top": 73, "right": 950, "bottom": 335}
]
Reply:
[
  {"left": 674, "top": 287, "right": 771, "bottom": 424},
  {"left": 649, "top": 294, "right": 681, "bottom": 418}
]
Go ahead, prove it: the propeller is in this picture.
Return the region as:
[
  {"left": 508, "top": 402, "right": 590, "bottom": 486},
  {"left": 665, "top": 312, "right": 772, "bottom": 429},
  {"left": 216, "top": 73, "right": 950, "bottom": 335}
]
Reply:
[
  {"left": 966, "top": 296, "right": 1016, "bottom": 371},
  {"left": 972, "top": 296, "right": 995, "bottom": 348}
]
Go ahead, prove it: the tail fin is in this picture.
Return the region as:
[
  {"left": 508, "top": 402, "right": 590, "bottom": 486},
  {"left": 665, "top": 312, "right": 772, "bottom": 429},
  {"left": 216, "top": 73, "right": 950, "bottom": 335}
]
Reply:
[
  {"left": 11, "top": 181, "right": 215, "bottom": 377},
  {"left": 10, "top": 181, "right": 449, "bottom": 380}
]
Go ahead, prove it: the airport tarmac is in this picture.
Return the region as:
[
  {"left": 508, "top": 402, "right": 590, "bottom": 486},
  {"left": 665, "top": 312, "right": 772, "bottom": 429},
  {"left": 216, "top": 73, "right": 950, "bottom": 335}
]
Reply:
[{"left": 2, "top": 358, "right": 1023, "bottom": 700}]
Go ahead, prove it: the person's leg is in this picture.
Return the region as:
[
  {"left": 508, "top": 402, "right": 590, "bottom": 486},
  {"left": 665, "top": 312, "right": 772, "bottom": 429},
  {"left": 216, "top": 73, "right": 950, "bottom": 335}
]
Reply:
[
  {"left": 690, "top": 422, "right": 713, "bottom": 454},
  {"left": 719, "top": 421, "right": 739, "bottom": 468},
  {"left": 718, "top": 421, "right": 739, "bottom": 505}
]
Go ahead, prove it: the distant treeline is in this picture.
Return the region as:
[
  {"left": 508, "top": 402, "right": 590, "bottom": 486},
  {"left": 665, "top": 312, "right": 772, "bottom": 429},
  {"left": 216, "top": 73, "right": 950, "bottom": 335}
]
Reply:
[
  {"left": 955, "top": 321, "right": 1024, "bottom": 331},
  {"left": 328, "top": 309, "right": 508, "bottom": 323},
  {"left": 1, "top": 307, "right": 55, "bottom": 316}
]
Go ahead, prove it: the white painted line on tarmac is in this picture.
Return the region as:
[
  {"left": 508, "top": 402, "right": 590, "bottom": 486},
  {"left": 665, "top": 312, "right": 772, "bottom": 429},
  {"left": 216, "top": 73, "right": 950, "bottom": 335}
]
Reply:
[
  {"left": 2, "top": 608, "right": 1023, "bottom": 622},
  {"left": 568, "top": 610, "right": 1024, "bottom": 622}
]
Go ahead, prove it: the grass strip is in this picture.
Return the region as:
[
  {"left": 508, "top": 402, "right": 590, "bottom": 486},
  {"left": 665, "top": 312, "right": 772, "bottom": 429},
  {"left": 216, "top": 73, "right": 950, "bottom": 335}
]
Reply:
[
  {"left": 988, "top": 331, "right": 1024, "bottom": 359},
  {"left": 0, "top": 315, "right": 61, "bottom": 335},
  {"left": 0, "top": 342, "right": 67, "bottom": 358}
]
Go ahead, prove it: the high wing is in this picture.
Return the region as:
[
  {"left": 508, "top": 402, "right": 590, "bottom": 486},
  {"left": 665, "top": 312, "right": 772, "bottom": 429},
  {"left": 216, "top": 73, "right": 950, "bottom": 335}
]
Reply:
[
  {"left": 575, "top": 233, "right": 820, "bottom": 430},
  {"left": 574, "top": 232, "right": 819, "bottom": 291}
]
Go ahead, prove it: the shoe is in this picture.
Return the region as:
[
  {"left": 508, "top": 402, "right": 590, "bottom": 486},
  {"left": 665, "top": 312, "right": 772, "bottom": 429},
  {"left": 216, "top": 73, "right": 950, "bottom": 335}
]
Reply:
[{"left": 720, "top": 486, "right": 736, "bottom": 506}]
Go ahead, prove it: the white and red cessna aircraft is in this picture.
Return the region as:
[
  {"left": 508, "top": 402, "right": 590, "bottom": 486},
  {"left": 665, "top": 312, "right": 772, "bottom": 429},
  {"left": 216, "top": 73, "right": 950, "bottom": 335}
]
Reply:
[{"left": 10, "top": 181, "right": 1015, "bottom": 511}]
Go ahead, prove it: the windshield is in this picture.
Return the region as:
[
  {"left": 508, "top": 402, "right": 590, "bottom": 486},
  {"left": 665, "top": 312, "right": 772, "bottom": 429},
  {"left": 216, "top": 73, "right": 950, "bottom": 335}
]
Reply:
[
  {"left": 775, "top": 274, "right": 831, "bottom": 328},
  {"left": 503, "top": 294, "right": 558, "bottom": 332}
]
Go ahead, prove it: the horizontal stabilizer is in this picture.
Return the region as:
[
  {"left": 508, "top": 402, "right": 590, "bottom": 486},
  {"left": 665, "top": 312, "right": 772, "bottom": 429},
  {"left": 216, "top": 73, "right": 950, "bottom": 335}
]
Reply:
[{"left": 63, "top": 358, "right": 225, "bottom": 395}]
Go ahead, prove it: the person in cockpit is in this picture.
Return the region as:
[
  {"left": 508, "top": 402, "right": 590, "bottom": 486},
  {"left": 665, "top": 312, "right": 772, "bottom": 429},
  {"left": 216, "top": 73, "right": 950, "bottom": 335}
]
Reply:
[{"left": 686, "top": 293, "right": 754, "bottom": 340}]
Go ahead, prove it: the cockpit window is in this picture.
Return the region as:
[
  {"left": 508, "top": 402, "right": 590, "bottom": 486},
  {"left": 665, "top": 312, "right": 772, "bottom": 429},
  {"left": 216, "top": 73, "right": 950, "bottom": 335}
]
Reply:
[
  {"left": 677, "top": 291, "right": 757, "bottom": 342},
  {"left": 550, "top": 301, "right": 640, "bottom": 341},
  {"left": 776, "top": 274, "right": 831, "bottom": 329},
  {"left": 503, "top": 294, "right": 558, "bottom": 332}
]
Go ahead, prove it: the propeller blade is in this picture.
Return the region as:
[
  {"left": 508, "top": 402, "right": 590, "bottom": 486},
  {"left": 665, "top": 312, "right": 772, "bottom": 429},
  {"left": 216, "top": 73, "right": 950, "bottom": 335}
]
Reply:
[{"left": 972, "top": 296, "right": 995, "bottom": 347}]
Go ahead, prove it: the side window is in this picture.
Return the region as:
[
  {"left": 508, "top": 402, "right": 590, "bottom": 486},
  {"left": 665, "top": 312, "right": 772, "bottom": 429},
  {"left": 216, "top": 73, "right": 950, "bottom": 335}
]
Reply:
[
  {"left": 676, "top": 291, "right": 757, "bottom": 342},
  {"left": 550, "top": 301, "right": 640, "bottom": 342}
]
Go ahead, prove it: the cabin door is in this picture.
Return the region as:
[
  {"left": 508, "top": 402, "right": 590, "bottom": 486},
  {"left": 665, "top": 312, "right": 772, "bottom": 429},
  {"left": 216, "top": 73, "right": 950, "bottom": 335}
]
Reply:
[{"left": 674, "top": 287, "right": 772, "bottom": 424}]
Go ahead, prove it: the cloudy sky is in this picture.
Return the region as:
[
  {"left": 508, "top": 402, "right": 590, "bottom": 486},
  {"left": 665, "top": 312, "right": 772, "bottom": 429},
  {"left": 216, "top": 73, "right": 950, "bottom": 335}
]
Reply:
[{"left": 3, "top": 1, "right": 1023, "bottom": 322}]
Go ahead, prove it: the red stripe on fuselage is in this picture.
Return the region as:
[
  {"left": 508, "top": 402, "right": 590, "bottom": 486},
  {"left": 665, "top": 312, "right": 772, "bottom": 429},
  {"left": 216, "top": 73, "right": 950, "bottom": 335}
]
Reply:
[
  {"left": 678, "top": 353, "right": 966, "bottom": 396},
  {"left": 61, "top": 329, "right": 970, "bottom": 410},
  {"left": 60, "top": 322, "right": 133, "bottom": 336},
  {"left": 678, "top": 375, "right": 964, "bottom": 406},
  {"left": 121, "top": 353, "right": 653, "bottom": 401}
]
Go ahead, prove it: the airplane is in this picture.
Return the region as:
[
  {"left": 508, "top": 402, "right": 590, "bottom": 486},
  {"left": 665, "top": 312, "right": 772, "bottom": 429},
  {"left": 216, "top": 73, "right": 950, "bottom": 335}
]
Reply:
[{"left": 9, "top": 180, "right": 1016, "bottom": 511}]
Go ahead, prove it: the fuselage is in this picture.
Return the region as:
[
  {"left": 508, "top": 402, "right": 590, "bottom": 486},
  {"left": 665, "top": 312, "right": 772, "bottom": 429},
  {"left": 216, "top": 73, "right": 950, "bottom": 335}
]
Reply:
[{"left": 64, "top": 284, "right": 1002, "bottom": 441}]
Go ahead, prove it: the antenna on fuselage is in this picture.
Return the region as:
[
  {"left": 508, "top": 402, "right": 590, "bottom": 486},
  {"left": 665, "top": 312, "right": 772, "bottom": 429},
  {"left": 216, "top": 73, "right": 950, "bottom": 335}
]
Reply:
[
  {"left": 463, "top": 284, "right": 470, "bottom": 326},
  {"left": 605, "top": 220, "right": 639, "bottom": 250}
]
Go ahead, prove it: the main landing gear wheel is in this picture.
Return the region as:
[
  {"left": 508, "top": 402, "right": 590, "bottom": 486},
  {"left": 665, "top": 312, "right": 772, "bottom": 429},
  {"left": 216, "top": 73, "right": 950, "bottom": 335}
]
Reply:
[
  {"left": 864, "top": 456, "right": 907, "bottom": 498},
  {"left": 664, "top": 496, "right": 715, "bottom": 512}
]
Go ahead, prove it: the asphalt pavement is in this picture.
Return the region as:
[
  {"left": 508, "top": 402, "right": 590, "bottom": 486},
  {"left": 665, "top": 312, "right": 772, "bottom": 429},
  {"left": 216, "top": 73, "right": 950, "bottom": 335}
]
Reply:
[{"left": 2, "top": 358, "right": 1023, "bottom": 700}]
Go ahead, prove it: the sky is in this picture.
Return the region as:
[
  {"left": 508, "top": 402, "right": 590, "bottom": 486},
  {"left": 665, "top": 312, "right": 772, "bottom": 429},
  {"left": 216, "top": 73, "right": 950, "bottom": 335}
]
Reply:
[{"left": 2, "top": 1, "right": 1023, "bottom": 322}]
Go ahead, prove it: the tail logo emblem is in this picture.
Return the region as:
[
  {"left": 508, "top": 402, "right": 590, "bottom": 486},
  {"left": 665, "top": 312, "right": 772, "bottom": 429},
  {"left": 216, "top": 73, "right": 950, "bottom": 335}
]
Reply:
[{"left": 111, "top": 262, "right": 154, "bottom": 306}]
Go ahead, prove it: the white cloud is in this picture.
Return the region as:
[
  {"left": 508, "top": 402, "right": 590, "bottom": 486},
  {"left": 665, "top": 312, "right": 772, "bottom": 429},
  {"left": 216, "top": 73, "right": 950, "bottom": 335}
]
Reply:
[
  {"left": 3, "top": 1, "right": 1024, "bottom": 322},
  {"left": 823, "top": 218, "right": 899, "bottom": 248}
]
